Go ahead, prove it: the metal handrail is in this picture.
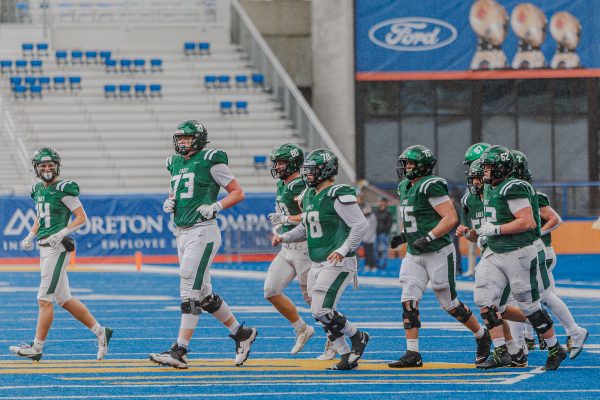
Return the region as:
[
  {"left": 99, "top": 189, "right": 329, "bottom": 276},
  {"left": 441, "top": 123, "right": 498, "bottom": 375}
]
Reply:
[
  {"left": 0, "top": 97, "right": 29, "bottom": 175},
  {"left": 230, "top": 0, "right": 356, "bottom": 184}
]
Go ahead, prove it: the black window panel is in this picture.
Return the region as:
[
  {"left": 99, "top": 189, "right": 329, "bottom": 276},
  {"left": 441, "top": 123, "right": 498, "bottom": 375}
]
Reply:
[
  {"left": 436, "top": 81, "right": 471, "bottom": 115},
  {"left": 554, "top": 79, "right": 587, "bottom": 114},
  {"left": 362, "top": 81, "right": 399, "bottom": 117},
  {"left": 482, "top": 80, "right": 515, "bottom": 114},
  {"left": 516, "top": 79, "right": 551, "bottom": 115},
  {"left": 400, "top": 81, "right": 435, "bottom": 115},
  {"left": 364, "top": 119, "right": 400, "bottom": 184}
]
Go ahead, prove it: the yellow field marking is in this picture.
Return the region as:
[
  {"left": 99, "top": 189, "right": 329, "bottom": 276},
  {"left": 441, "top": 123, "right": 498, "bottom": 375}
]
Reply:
[{"left": 111, "top": 378, "right": 504, "bottom": 386}]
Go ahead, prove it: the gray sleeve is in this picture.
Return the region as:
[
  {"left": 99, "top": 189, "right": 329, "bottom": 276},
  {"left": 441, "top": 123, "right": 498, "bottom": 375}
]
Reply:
[
  {"left": 280, "top": 223, "right": 308, "bottom": 243},
  {"left": 61, "top": 196, "right": 83, "bottom": 211},
  {"left": 333, "top": 199, "right": 368, "bottom": 256},
  {"left": 210, "top": 164, "right": 235, "bottom": 188}
]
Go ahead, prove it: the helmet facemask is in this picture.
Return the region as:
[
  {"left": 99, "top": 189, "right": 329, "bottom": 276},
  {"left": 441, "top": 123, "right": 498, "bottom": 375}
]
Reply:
[
  {"left": 270, "top": 159, "right": 292, "bottom": 179},
  {"left": 34, "top": 161, "right": 60, "bottom": 183},
  {"left": 173, "top": 134, "right": 195, "bottom": 156},
  {"left": 396, "top": 157, "right": 436, "bottom": 180}
]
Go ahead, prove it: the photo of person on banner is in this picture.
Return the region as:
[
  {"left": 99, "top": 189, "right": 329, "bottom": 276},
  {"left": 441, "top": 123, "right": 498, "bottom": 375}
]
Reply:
[
  {"left": 550, "top": 11, "right": 582, "bottom": 69},
  {"left": 469, "top": 0, "right": 509, "bottom": 70},
  {"left": 510, "top": 3, "right": 547, "bottom": 69}
]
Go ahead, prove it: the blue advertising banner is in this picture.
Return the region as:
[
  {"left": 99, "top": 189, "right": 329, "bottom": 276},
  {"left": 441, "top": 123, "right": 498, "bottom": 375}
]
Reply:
[
  {"left": 0, "top": 194, "right": 276, "bottom": 260},
  {"left": 356, "top": 0, "right": 600, "bottom": 80}
]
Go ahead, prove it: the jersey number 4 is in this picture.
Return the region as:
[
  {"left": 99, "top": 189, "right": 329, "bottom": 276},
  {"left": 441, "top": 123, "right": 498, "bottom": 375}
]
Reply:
[
  {"left": 36, "top": 203, "right": 51, "bottom": 227},
  {"left": 303, "top": 211, "right": 323, "bottom": 238},
  {"left": 171, "top": 173, "right": 195, "bottom": 199}
]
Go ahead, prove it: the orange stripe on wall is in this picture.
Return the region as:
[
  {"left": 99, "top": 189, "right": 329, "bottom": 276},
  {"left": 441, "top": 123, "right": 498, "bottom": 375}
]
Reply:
[
  {"left": 356, "top": 69, "right": 600, "bottom": 81},
  {"left": 551, "top": 221, "right": 600, "bottom": 254}
]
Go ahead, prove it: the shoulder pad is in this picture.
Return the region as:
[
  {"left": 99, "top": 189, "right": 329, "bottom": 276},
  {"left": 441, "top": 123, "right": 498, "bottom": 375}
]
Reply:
[
  {"left": 500, "top": 179, "right": 530, "bottom": 199},
  {"left": 327, "top": 184, "right": 356, "bottom": 199},
  {"left": 287, "top": 178, "right": 306, "bottom": 195},
  {"left": 536, "top": 191, "right": 550, "bottom": 207},
  {"left": 461, "top": 193, "right": 469, "bottom": 208},
  {"left": 204, "top": 149, "right": 228, "bottom": 165},
  {"left": 56, "top": 180, "right": 80, "bottom": 196},
  {"left": 166, "top": 155, "right": 174, "bottom": 171},
  {"left": 29, "top": 182, "right": 41, "bottom": 199},
  {"left": 419, "top": 177, "right": 448, "bottom": 197}
]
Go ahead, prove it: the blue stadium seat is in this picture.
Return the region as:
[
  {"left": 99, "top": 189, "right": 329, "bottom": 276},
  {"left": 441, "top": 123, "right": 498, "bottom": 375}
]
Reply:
[
  {"left": 218, "top": 75, "right": 230, "bottom": 88},
  {"left": 220, "top": 100, "right": 233, "bottom": 114},
  {"left": 235, "top": 74, "right": 248, "bottom": 88},
  {"left": 204, "top": 75, "right": 217, "bottom": 89},
  {"left": 119, "top": 84, "right": 132, "bottom": 97},
  {"left": 53, "top": 76, "right": 67, "bottom": 90},
  {"left": 71, "top": 50, "right": 83, "bottom": 64},
  {"left": 198, "top": 42, "right": 211, "bottom": 56},
  {"left": 38, "top": 76, "right": 51, "bottom": 90},
  {"left": 184, "top": 42, "right": 196, "bottom": 56},
  {"left": 36, "top": 43, "right": 49, "bottom": 57},
  {"left": 68, "top": 76, "right": 82, "bottom": 90},
  {"left": 24, "top": 76, "right": 37, "bottom": 87},
  {"left": 29, "top": 84, "right": 42, "bottom": 99},
  {"left": 252, "top": 73, "right": 265, "bottom": 88},
  {"left": 253, "top": 155, "right": 268, "bottom": 169},
  {"left": 85, "top": 50, "right": 98, "bottom": 64},
  {"left": 13, "top": 84, "right": 27, "bottom": 99},
  {"left": 10, "top": 76, "right": 22, "bottom": 88},
  {"left": 22, "top": 43, "right": 34, "bottom": 57},
  {"left": 149, "top": 84, "right": 162, "bottom": 97},
  {"left": 1, "top": 60, "right": 12, "bottom": 74},
  {"left": 134, "top": 83, "right": 147, "bottom": 97},
  {"left": 105, "top": 59, "right": 117, "bottom": 73},
  {"left": 133, "top": 59, "right": 146, "bottom": 72},
  {"left": 120, "top": 59, "right": 132, "bottom": 73},
  {"left": 15, "top": 60, "right": 27, "bottom": 73},
  {"left": 99, "top": 51, "right": 112, "bottom": 64},
  {"left": 235, "top": 101, "right": 248, "bottom": 114},
  {"left": 104, "top": 84, "right": 117, "bottom": 98},
  {"left": 30, "top": 59, "right": 43, "bottom": 73},
  {"left": 55, "top": 50, "right": 68, "bottom": 66},
  {"left": 150, "top": 58, "right": 163, "bottom": 73}
]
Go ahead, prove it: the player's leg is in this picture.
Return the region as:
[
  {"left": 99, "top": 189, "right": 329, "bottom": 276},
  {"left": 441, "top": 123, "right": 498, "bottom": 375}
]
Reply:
[
  {"left": 388, "top": 254, "right": 428, "bottom": 368},
  {"left": 500, "top": 292, "right": 528, "bottom": 367}
]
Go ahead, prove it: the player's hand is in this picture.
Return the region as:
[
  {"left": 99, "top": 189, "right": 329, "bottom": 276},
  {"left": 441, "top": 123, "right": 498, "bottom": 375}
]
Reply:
[
  {"left": 163, "top": 198, "right": 175, "bottom": 213},
  {"left": 477, "top": 235, "right": 488, "bottom": 250},
  {"left": 327, "top": 251, "right": 344, "bottom": 265},
  {"left": 21, "top": 231, "right": 35, "bottom": 251},
  {"left": 47, "top": 228, "right": 69, "bottom": 249},
  {"left": 390, "top": 233, "right": 406, "bottom": 249},
  {"left": 268, "top": 212, "right": 288, "bottom": 226},
  {"left": 477, "top": 221, "right": 501, "bottom": 237},
  {"left": 412, "top": 233, "right": 434, "bottom": 252},
  {"left": 455, "top": 225, "right": 470, "bottom": 237},
  {"left": 272, "top": 235, "right": 283, "bottom": 246},
  {"left": 197, "top": 202, "right": 223, "bottom": 219}
]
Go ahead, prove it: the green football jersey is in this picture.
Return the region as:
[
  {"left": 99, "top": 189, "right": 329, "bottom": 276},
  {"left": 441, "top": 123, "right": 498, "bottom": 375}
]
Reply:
[
  {"left": 397, "top": 175, "right": 453, "bottom": 255},
  {"left": 536, "top": 191, "right": 552, "bottom": 247},
  {"left": 483, "top": 178, "right": 536, "bottom": 253},
  {"left": 30, "top": 180, "right": 80, "bottom": 239},
  {"left": 461, "top": 192, "right": 485, "bottom": 230},
  {"left": 301, "top": 184, "right": 356, "bottom": 263},
  {"left": 166, "top": 149, "right": 228, "bottom": 228},
  {"left": 275, "top": 176, "right": 305, "bottom": 234}
]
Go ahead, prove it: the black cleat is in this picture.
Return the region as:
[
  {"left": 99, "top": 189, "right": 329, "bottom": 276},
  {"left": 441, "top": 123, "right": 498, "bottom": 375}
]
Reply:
[
  {"left": 565, "top": 335, "right": 572, "bottom": 353},
  {"left": 525, "top": 337, "right": 536, "bottom": 351},
  {"left": 348, "top": 330, "right": 369, "bottom": 363},
  {"left": 149, "top": 343, "right": 189, "bottom": 369},
  {"left": 543, "top": 343, "right": 567, "bottom": 371},
  {"left": 388, "top": 350, "right": 423, "bottom": 368},
  {"left": 510, "top": 347, "right": 528, "bottom": 367},
  {"left": 476, "top": 345, "right": 512, "bottom": 370},
  {"left": 475, "top": 329, "right": 492, "bottom": 364},
  {"left": 536, "top": 330, "right": 547, "bottom": 350},
  {"left": 327, "top": 353, "right": 358, "bottom": 370}
]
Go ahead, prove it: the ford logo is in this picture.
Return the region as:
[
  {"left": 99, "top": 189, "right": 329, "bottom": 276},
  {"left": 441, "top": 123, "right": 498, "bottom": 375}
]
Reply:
[{"left": 368, "top": 17, "right": 458, "bottom": 51}]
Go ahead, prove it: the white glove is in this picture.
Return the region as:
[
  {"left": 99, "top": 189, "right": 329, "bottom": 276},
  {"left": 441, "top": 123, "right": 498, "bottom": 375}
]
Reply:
[
  {"left": 22, "top": 231, "right": 36, "bottom": 251},
  {"left": 47, "top": 228, "right": 69, "bottom": 249},
  {"left": 197, "top": 201, "right": 223, "bottom": 219},
  {"left": 268, "top": 212, "right": 288, "bottom": 226},
  {"left": 477, "top": 221, "right": 501, "bottom": 237},
  {"left": 163, "top": 198, "right": 175, "bottom": 213},
  {"left": 477, "top": 235, "right": 488, "bottom": 250}
]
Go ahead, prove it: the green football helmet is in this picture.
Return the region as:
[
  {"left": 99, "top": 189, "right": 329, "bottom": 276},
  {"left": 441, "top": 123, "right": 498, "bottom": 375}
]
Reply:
[
  {"left": 396, "top": 145, "right": 437, "bottom": 180},
  {"left": 466, "top": 159, "right": 484, "bottom": 195},
  {"left": 480, "top": 145, "right": 513, "bottom": 184},
  {"left": 301, "top": 148, "right": 338, "bottom": 187},
  {"left": 464, "top": 142, "right": 491, "bottom": 165},
  {"left": 269, "top": 143, "right": 304, "bottom": 179},
  {"left": 173, "top": 120, "right": 209, "bottom": 155},
  {"left": 510, "top": 149, "right": 532, "bottom": 183},
  {"left": 32, "top": 147, "right": 61, "bottom": 182}
]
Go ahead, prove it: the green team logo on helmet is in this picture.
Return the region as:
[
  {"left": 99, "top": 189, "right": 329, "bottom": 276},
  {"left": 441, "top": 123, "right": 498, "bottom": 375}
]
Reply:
[
  {"left": 466, "top": 159, "right": 484, "bottom": 195},
  {"left": 269, "top": 143, "right": 304, "bottom": 179},
  {"left": 464, "top": 142, "right": 491, "bottom": 165},
  {"left": 301, "top": 148, "right": 338, "bottom": 187},
  {"left": 173, "top": 120, "right": 209, "bottom": 155},
  {"left": 396, "top": 145, "right": 437, "bottom": 180},
  {"left": 510, "top": 149, "right": 532, "bottom": 183},
  {"left": 32, "top": 147, "right": 61, "bottom": 182},
  {"left": 480, "top": 145, "right": 513, "bottom": 184}
]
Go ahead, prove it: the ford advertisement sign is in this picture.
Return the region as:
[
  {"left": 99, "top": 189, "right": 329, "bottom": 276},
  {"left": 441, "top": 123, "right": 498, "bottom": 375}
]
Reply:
[{"left": 356, "top": 0, "right": 600, "bottom": 80}]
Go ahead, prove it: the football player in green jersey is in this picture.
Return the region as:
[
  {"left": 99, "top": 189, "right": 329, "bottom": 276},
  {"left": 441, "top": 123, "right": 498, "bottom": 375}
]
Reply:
[
  {"left": 463, "top": 142, "right": 491, "bottom": 168},
  {"left": 11, "top": 148, "right": 112, "bottom": 362},
  {"left": 149, "top": 121, "right": 257, "bottom": 369},
  {"left": 272, "top": 149, "right": 370, "bottom": 370},
  {"left": 511, "top": 150, "right": 588, "bottom": 359},
  {"left": 388, "top": 145, "right": 491, "bottom": 368},
  {"left": 473, "top": 145, "right": 566, "bottom": 370},
  {"left": 265, "top": 143, "right": 318, "bottom": 356}
]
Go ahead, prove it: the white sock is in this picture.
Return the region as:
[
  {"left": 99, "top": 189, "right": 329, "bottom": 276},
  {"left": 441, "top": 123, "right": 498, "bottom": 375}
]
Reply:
[
  {"left": 292, "top": 318, "right": 307, "bottom": 333},
  {"left": 180, "top": 313, "right": 200, "bottom": 330},
  {"left": 227, "top": 320, "right": 240, "bottom": 335},
  {"left": 508, "top": 321, "right": 525, "bottom": 349},
  {"left": 90, "top": 322, "right": 103, "bottom": 338},
  {"left": 524, "top": 323, "right": 534, "bottom": 339},
  {"left": 506, "top": 339, "right": 518, "bottom": 355},
  {"left": 543, "top": 293, "right": 577, "bottom": 335},
  {"left": 492, "top": 338, "right": 506, "bottom": 348},
  {"left": 332, "top": 336, "right": 350, "bottom": 355},
  {"left": 474, "top": 326, "right": 485, "bottom": 339},
  {"left": 341, "top": 320, "right": 358, "bottom": 337},
  {"left": 545, "top": 335, "right": 558, "bottom": 347},
  {"left": 176, "top": 337, "right": 190, "bottom": 349},
  {"left": 33, "top": 338, "right": 45, "bottom": 351},
  {"left": 407, "top": 338, "right": 419, "bottom": 352}
]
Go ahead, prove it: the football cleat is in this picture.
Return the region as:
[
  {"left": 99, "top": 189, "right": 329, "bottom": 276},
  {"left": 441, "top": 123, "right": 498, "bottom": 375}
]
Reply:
[
  {"left": 9, "top": 343, "right": 42, "bottom": 362},
  {"left": 291, "top": 324, "right": 315, "bottom": 355},
  {"left": 317, "top": 339, "right": 337, "bottom": 361},
  {"left": 525, "top": 336, "right": 536, "bottom": 351},
  {"left": 543, "top": 343, "right": 567, "bottom": 371},
  {"left": 569, "top": 327, "right": 589, "bottom": 360},
  {"left": 96, "top": 327, "right": 113, "bottom": 360},
  {"left": 230, "top": 324, "right": 258, "bottom": 366},
  {"left": 475, "top": 329, "right": 492, "bottom": 364},
  {"left": 388, "top": 350, "right": 423, "bottom": 368},
  {"left": 149, "top": 343, "right": 189, "bottom": 369},
  {"left": 476, "top": 345, "right": 512, "bottom": 370},
  {"left": 510, "top": 347, "right": 528, "bottom": 367},
  {"left": 348, "top": 330, "right": 369, "bottom": 364},
  {"left": 327, "top": 353, "right": 358, "bottom": 370},
  {"left": 565, "top": 335, "right": 572, "bottom": 353}
]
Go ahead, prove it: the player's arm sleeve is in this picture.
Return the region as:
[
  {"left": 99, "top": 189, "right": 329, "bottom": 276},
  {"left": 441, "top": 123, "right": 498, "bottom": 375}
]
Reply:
[
  {"left": 508, "top": 198, "right": 531, "bottom": 214},
  {"left": 61, "top": 196, "right": 83, "bottom": 212},
  {"left": 280, "top": 223, "right": 308, "bottom": 243},
  {"left": 210, "top": 163, "right": 235, "bottom": 188},
  {"left": 428, "top": 195, "right": 451, "bottom": 207},
  {"left": 333, "top": 199, "right": 368, "bottom": 257}
]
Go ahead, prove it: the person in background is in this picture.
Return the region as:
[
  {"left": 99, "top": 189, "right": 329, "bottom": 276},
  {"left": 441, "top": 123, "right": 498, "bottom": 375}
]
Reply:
[
  {"left": 359, "top": 194, "right": 377, "bottom": 272},
  {"left": 450, "top": 187, "right": 465, "bottom": 275},
  {"left": 375, "top": 197, "right": 393, "bottom": 269}
]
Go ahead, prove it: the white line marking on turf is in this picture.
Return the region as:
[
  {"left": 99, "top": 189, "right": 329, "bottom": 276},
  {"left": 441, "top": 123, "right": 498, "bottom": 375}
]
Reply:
[{"left": 500, "top": 366, "right": 545, "bottom": 384}]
